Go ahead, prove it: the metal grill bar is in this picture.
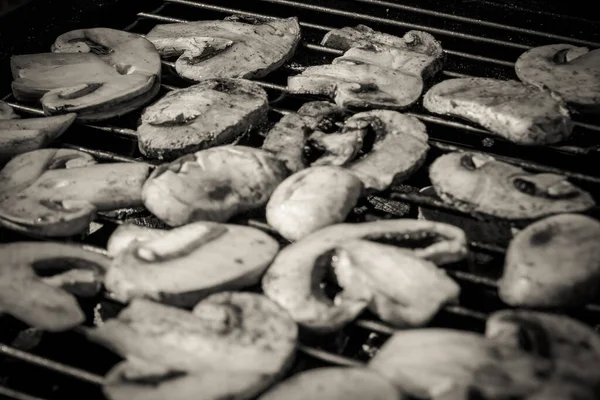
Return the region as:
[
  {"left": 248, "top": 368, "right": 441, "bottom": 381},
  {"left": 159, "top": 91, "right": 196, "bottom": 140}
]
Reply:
[
  {"left": 352, "top": 0, "right": 600, "bottom": 48},
  {"left": 297, "top": 345, "right": 364, "bottom": 367},
  {"left": 0, "top": 345, "right": 104, "bottom": 385},
  {"left": 0, "top": 386, "right": 47, "bottom": 400}
]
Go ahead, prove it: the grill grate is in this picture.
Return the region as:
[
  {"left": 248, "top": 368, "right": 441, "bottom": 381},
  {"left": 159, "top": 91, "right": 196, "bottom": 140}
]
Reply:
[{"left": 1, "top": 1, "right": 600, "bottom": 399}]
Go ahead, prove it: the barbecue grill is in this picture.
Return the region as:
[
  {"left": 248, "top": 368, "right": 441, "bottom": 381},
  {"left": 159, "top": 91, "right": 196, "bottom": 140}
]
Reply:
[{"left": 0, "top": 0, "right": 599, "bottom": 399}]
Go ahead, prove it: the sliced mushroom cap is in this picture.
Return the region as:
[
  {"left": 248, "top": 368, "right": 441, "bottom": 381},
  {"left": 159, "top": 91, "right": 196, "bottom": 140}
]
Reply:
[
  {"left": 146, "top": 17, "right": 300, "bottom": 81},
  {"left": 0, "top": 242, "right": 109, "bottom": 331},
  {"left": 423, "top": 78, "right": 573, "bottom": 145},
  {"left": 347, "top": 110, "right": 429, "bottom": 191},
  {"left": 262, "top": 219, "right": 467, "bottom": 333},
  {"left": 0, "top": 148, "right": 150, "bottom": 237},
  {"left": 429, "top": 152, "right": 595, "bottom": 220},
  {"left": 266, "top": 166, "right": 363, "bottom": 241},
  {"left": 499, "top": 213, "right": 600, "bottom": 307},
  {"left": 515, "top": 44, "right": 600, "bottom": 112},
  {"left": 105, "top": 222, "right": 279, "bottom": 307},
  {"left": 288, "top": 63, "right": 424, "bottom": 111},
  {"left": 11, "top": 28, "right": 161, "bottom": 121},
  {"left": 258, "top": 367, "right": 402, "bottom": 400},
  {"left": 87, "top": 293, "right": 297, "bottom": 400},
  {"left": 142, "top": 145, "right": 288, "bottom": 226},
  {"left": 368, "top": 328, "right": 496, "bottom": 399},
  {"left": 137, "top": 79, "right": 269, "bottom": 160},
  {"left": 0, "top": 113, "right": 76, "bottom": 164},
  {"left": 334, "top": 240, "right": 461, "bottom": 327}
]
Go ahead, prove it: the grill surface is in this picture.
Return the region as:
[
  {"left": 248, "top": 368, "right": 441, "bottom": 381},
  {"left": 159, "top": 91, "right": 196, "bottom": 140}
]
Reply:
[{"left": 1, "top": 1, "right": 600, "bottom": 399}]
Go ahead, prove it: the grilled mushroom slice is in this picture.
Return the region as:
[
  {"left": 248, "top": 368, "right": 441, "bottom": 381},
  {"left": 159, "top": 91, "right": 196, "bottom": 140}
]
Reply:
[
  {"left": 334, "top": 240, "right": 460, "bottom": 327},
  {"left": 0, "top": 149, "right": 150, "bottom": 237},
  {"left": 258, "top": 367, "right": 402, "bottom": 400},
  {"left": 137, "top": 79, "right": 269, "bottom": 160},
  {"left": 324, "top": 26, "right": 444, "bottom": 79},
  {"left": 11, "top": 28, "right": 161, "bottom": 121},
  {"left": 468, "top": 310, "right": 600, "bottom": 400},
  {"left": 262, "top": 101, "right": 351, "bottom": 173},
  {"left": 266, "top": 166, "right": 363, "bottom": 241},
  {"left": 87, "top": 293, "right": 297, "bottom": 400},
  {"left": 105, "top": 222, "right": 279, "bottom": 307},
  {"left": 262, "top": 219, "right": 467, "bottom": 333},
  {"left": 0, "top": 102, "right": 76, "bottom": 164},
  {"left": 499, "top": 213, "right": 600, "bottom": 307},
  {"left": 368, "top": 329, "right": 496, "bottom": 399},
  {"left": 346, "top": 110, "right": 429, "bottom": 191},
  {"left": 288, "top": 63, "right": 423, "bottom": 111},
  {"left": 0, "top": 242, "right": 109, "bottom": 331},
  {"left": 516, "top": 44, "right": 600, "bottom": 113},
  {"left": 429, "top": 152, "right": 595, "bottom": 220},
  {"left": 142, "top": 145, "right": 288, "bottom": 226},
  {"left": 146, "top": 17, "right": 300, "bottom": 81},
  {"left": 423, "top": 78, "right": 573, "bottom": 145}
]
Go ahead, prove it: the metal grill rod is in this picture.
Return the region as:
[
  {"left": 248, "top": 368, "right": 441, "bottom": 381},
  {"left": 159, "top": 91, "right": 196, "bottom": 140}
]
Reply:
[
  {"left": 352, "top": 0, "right": 600, "bottom": 48},
  {"left": 0, "top": 386, "right": 47, "bottom": 400}
]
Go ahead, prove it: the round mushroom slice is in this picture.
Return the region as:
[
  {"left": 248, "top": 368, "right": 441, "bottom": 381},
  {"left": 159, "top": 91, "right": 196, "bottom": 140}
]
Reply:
[
  {"left": 266, "top": 166, "right": 363, "bottom": 241},
  {"left": 142, "top": 145, "right": 288, "bottom": 226},
  {"left": 105, "top": 222, "right": 279, "bottom": 307},
  {"left": 0, "top": 148, "right": 151, "bottom": 237},
  {"left": 515, "top": 44, "right": 600, "bottom": 112},
  {"left": 86, "top": 293, "right": 297, "bottom": 400},
  {"left": 11, "top": 28, "right": 161, "bottom": 121},
  {"left": 429, "top": 152, "right": 595, "bottom": 220},
  {"left": 0, "top": 242, "right": 109, "bottom": 331},
  {"left": 346, "top": 110, "right": 429, "bottom": 191},
  {"left": 499, "top": 213, "right": 600, "bottom": 307},
  {"left": 262, "top": 219, "right": 467, "bottom": 333},
  {"left": 0, "top": 108, "right": 76, "bottom": 164},
  {"left": 258, "top": 367, "right": 402, "bottom": 400}
]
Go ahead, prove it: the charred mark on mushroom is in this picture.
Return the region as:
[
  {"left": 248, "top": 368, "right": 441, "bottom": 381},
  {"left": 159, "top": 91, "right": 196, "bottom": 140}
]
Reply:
[
  {"left": 349, "top": 83, "right": 379, "bottom": 94},
  {"left": 207, "top": 185, "right": 232, "bottom": 201},
  {"left": 120, "top": 368, "right": 188, "bottom": 386},
  {"left": 529, "top": 225, "right": 556, "bottom": 247},
  {"left": 182, "top": 45, "right": 229, "bottom": 65},
  {"left": 148, "top": 113, "right": 197, "bottom": 127},
  {"left": 313, "top": 249, "right": 344, "bottom": 301},
  {"left": 212, "top": 80, "right": 239, "bottom": 93},
  {"left": 513, "top": 178, "right": 579, "bottom": 199},
  {"left": 70, "top": 38, "right": 114, "bottom": 55},
  {"left": 362, "top": 230, "right": 449, "bottom": 249}
]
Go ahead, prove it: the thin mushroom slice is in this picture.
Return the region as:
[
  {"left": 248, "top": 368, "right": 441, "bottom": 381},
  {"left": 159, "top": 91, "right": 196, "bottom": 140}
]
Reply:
[
  {"left": 333, "top": 240, "right": 461, "bottom": 328},
  {"left": 515, "top": 44, "right": 600, "bottom": 113},
  {"left": 142, "top": 145, "right": 288, "bottom": 226},
  {"left": 423, "top": 78, "right": 573, "bottom": 145},
  {"left": 146, "top": 17, "right": 300, "bottom": 81},
  {"left": 258, "top": 367, "right": 402, "bottom": 400},
  {"left": 266, "top": 166, "right": 363, "bottom": 241},
  {"left": 368, "top": 329, "right": 497, "bottom": 399},
  {"left": 137, "top": 79, "right": 269, "bottom": 161},
  {"left": 261, "top": 101, "right": 348, "bottom": 173},
  {"left": 11, "top": 28, "right": 161, "bottom": 121},
  {"left": 86, "top": 293, "right": 297, "bottom": 400},
  {"left": 0, "top": 242, "right": 110, "bottom": 331},
  {"left": 262, "top": 219, "right": 467, "bottom": 333},
  {"left": 0, "top": 113, "right": 76, "bottom": 164},
  {"left": 288, "top": 63, "right": 423, "bottom": 111},
  {"left": 429, "top": 152, "right": 595, "bottom": 220},
  {"left": 0, "top": 148, "right": 150, "bottom": 237},
  {"left": 346, "top": 110, "right": 429, "bottom": 191},
  {"left": 498, "top": 213, "right": 600, "bottom": 307},
  {"left": 105, "top": 222, "right": 279, "bottom": 307}
]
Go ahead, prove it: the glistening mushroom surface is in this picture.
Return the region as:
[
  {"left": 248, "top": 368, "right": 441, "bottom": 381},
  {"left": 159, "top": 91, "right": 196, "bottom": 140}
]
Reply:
[
  {"left": 499, "top": 213, "right": 600, "bottom": 307},
  {"left": 86, "top": 293, "right": 297, "bottom": 400},
  {"left": 146, "top": 17, "right": 300, "bottom": 81},
  {"left": 429, "top": 152, "right": 595, "bottom": 220},
  {"left": 0, "top": 241, "right": 110, "bottom": 331},
  {"left": 105, "top": 222, "right": 279, "bottom": 307},
  {"left": 11, "top": 28, "right": 161, "bottom": 121},
  {"left": 0, "top": 148, "right": 150, "bottom": 236},
  {"left": 262, "top": 219, "right": 467, "bottom": 333}
]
